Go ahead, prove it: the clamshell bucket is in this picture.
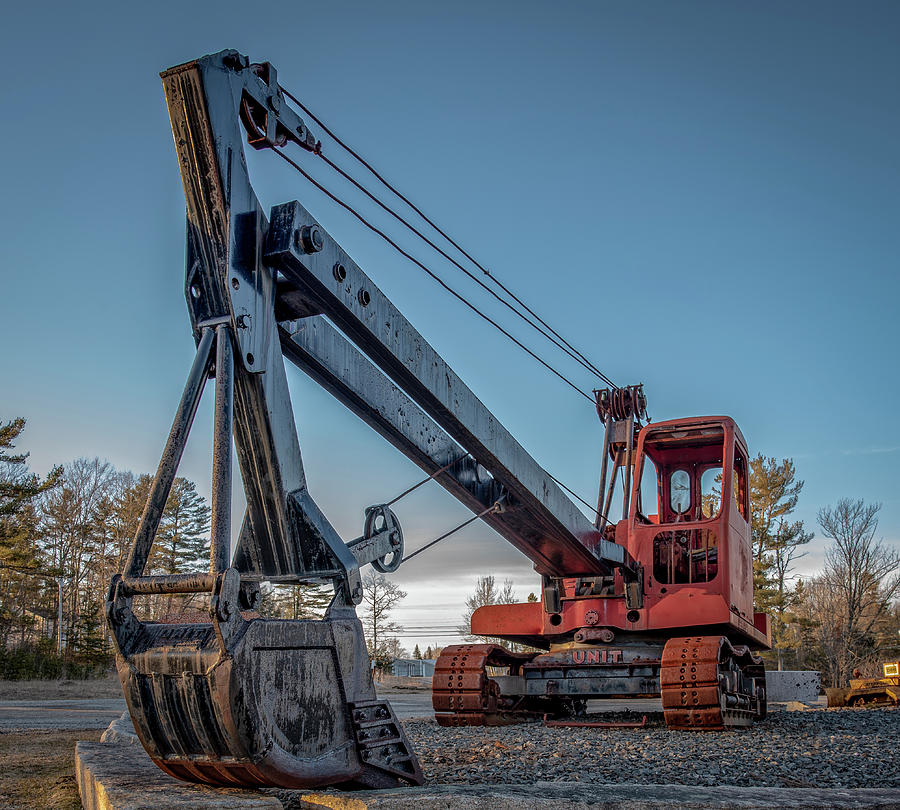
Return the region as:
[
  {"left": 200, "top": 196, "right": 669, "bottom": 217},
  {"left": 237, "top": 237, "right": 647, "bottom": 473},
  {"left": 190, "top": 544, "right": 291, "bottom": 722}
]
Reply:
[{"left": 108, "top": 569, "right": 421, "bottom": 788}]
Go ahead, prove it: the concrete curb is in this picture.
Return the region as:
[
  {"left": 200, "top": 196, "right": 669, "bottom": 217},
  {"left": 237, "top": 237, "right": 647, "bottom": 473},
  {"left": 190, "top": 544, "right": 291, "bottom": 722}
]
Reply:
[
  {"left": 76, "top": 741, "right": 281, "bottom": 810},
  {"left": 290, "top": 783, "right": 900, "bottom": 809},
  {"left": 76, "top": 735, "right": 900, "bottom": 810}
]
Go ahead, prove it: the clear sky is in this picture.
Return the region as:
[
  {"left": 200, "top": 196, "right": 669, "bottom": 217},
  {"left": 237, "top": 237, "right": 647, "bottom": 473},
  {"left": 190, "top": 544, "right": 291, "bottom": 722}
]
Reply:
[{"left": 2, "top": 1, "right": 898, "bottom": 649}]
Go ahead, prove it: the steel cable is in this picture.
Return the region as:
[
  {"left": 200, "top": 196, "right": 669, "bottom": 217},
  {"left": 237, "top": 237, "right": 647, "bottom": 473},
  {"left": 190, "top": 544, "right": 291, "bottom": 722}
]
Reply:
[
  {"left": 280, "top": 86, "right": 616, "bottom": 389},
  {"left": 314, "top": 149, "right": 611, "bottom": 384},
  {"left": 268, "top": 147, "right": 594, "bottom": 402},
  {"left": 401, "top": 501, "right": 503, "bottom": 564},
  {"left": 384, "top": 453, "right": 471, "bottom": 507}
]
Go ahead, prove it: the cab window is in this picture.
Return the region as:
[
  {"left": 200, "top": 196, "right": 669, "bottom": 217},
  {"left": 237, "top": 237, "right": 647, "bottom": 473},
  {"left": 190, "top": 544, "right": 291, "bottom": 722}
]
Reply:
[
  {"left": 700, "top": 467, "right": 722, "bottom": 519},
  {"left": 669, "top": 469, "right": 691, "bottom": 515},
  {"left": 637, "top": 455, "right": 660, "bottom": 520},
  {"left": 733, "top": 451, "right": 749, "bottom": 521}
]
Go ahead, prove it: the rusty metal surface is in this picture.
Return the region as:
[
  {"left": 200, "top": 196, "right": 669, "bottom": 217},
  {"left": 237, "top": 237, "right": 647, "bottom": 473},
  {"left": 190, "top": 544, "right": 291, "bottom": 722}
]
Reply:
[
  {"left": 109, "top": 570, "right": 422, "bottom": 788},
  {"left": 432, "top": 644, "right": 545, "bottom": 727},
  {"left": 660, "top": 635, "right": 766, "bottom": 730},
  {"left": 266, "top": 202, "right": 630, "bottom": 579}
]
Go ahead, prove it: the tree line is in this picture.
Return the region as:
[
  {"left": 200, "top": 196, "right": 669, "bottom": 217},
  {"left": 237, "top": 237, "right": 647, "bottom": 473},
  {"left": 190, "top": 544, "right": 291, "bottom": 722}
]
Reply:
[
  {"left": 2, "top": 415, "right": 898, "bottom": 687},
  {"left": 0, "top": 418, "right": 214, "bottom": 676},
  {"left": 0, "top": 417, "right": 426, "bottom": 679},
  {"left": 749, "top": 456, "right": 899, "bottom": 685}
]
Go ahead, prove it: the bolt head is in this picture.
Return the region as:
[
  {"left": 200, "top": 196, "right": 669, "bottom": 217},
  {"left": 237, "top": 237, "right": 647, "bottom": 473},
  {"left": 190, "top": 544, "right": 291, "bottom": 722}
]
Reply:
[{"left": 297, "top": 224, "right": 325, "bottom": 254}]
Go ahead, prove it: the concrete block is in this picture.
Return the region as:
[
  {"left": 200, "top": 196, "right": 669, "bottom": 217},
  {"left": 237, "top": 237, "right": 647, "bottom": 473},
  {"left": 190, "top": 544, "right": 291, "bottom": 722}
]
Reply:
[
  {"left": 765, "top": 670, "right": 820, "bottom": 703},
  {"left": 289, "top": 783, "right": 900, "bottom": 809},
  {"left": 76, "top": 741, "right": 282, "bottom": 810}
]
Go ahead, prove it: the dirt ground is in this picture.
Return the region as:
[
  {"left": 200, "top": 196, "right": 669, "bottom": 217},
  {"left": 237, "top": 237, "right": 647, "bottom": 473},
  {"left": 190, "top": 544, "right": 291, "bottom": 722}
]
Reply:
[
  {"left": 0, "top": 728, "right": 100, "bottom": 810},
  {"left": 0, "top": 675, "right": 120, "bottom": 701}
]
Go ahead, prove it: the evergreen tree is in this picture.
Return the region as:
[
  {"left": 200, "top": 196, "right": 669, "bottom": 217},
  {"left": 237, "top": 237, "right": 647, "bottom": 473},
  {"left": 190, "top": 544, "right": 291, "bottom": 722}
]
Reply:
[
  {"left": 0, "top": 419, "right": 61, "bottom": 647},
  {"left": 259, "top": 582, "right": 333, "bottom": 619},
  {"left": 0, "top": 418, "right": 61, "bottom": 567},
  {"left": 151, "top": 478, "right": 211, "bottom": 574},
  {"left": 749, "top": 455, "right": 812, "bottom": 668},
  {"left": 413, "top": 644, "right": 421, "bottom": 659}
]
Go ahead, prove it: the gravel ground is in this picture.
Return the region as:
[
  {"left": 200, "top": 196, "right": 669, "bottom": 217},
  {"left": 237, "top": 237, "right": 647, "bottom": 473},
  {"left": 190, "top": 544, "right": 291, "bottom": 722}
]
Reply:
[{"left": 400, "top": 707, "right": 900, "bottom": 788}]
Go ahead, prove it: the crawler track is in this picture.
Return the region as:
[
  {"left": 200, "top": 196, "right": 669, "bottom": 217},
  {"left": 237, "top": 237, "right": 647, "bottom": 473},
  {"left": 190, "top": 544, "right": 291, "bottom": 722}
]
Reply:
[
  {"left": 432, "top": 644, "right": 539, "bottom": 726},
  {"left": 660, "top": 635, "right": 766, "bottom": 730}
]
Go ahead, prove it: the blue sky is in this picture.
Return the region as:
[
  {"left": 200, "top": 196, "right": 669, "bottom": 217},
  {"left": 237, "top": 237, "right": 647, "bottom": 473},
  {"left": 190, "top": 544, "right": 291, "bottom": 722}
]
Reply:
[{"left": 2, "top": 2, "right": 898, "bottom": 647}]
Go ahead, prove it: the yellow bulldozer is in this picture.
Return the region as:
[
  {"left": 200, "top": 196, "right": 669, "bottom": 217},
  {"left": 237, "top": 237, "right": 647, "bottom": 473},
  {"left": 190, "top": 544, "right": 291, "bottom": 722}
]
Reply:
[{"left": 826, "top": 662, "right": 900, "bottom": 708}]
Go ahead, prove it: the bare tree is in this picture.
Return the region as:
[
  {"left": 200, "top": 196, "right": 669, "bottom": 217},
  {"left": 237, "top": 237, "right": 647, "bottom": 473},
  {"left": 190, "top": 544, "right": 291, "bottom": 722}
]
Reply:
[
  {"left": 40, "top": 458, "right": 116, "bottom": 650},
  {"left": 361, "top": 572, "right": 406, "bottom": 673},
  {"left": 809, "top": 499, "right": 900, "bottom": 685},
  {"left": 459, "top": 575, "right": 519, "bottom": 649}
]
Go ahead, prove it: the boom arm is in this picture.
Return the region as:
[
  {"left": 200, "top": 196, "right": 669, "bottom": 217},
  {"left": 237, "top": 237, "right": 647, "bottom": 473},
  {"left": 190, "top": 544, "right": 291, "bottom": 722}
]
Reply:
[
  {"left": 105, "top": 47, "right": 639, "bottom": 791},
  {"left": 162, "top": 48, "right": 632, "bottom": 600}
]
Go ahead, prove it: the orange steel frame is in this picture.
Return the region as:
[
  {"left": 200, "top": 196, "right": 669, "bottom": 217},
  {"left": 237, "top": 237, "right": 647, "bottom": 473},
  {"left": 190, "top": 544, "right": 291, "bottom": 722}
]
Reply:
[{"left": 471, "top": 416, "right": 771, "bottom": 650}]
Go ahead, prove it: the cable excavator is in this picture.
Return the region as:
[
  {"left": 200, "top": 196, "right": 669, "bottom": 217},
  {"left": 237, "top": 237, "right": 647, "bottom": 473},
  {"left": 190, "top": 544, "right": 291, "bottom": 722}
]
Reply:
[{"left": 106, "top": 50, "right": 769, "bottom": 792}]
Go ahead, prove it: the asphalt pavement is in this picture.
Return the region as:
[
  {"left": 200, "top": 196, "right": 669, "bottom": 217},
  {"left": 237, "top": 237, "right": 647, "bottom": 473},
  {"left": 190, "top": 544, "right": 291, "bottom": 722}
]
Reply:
[
  {"left": 0, "top": 698, "right": 127, "bottom": 731},
  {"left": 0, "top": 691, "right": 664, "bottom": 731}
]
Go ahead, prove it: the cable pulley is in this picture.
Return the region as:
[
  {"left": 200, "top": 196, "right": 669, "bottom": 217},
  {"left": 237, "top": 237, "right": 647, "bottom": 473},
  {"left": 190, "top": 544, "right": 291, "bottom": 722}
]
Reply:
[
  {"left": 594, "top": 384, "right": 648, "bottom": 424},
  {"left": 363, "top": 505, "right": 404, "bottom": 573}
]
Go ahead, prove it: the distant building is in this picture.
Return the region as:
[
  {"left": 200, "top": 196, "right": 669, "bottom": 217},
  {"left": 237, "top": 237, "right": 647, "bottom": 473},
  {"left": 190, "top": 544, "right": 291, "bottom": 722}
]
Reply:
[{"left": 391, "top": 657, "right": 436, "bottom": 677}]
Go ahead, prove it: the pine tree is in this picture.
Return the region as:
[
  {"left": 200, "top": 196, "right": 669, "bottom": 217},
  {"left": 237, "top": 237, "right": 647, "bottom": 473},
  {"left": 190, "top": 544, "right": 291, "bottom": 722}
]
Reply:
[
  {"left": 749, "top": 454, "right": 812, "bottom": 668},
  {"left": 259, "top": 582, "right": 333, "bottom": 619},
  {"left": 413, "top": 644, "right": 421, "bottom": 659},
  {"left": 151, "top": 478, "right": 211, "bottom": 574},
  {"left": 142, "top": 477, "right": 211, "bottom": 619},
  {"left": 0, "top": 418, "right": 61, "bottom": 567},
  {"left": 0, "top": 419, "right": 61, "bottom": 648}
]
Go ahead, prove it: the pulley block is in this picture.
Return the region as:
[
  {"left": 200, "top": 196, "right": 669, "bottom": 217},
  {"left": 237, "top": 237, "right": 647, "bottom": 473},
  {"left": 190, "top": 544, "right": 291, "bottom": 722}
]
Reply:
[{"left": 595, "top": 384, "right": 648, "bottom": 424}]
